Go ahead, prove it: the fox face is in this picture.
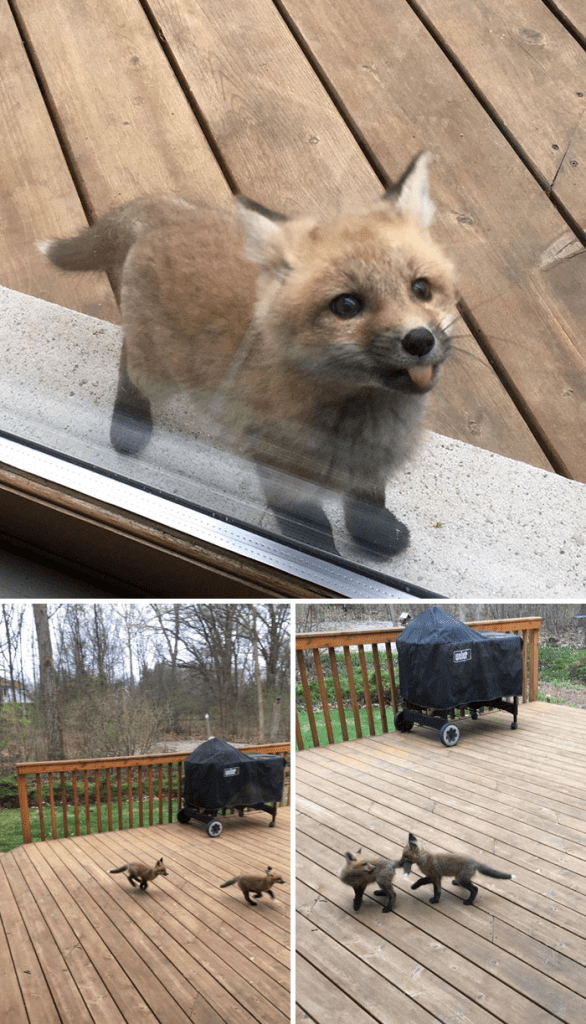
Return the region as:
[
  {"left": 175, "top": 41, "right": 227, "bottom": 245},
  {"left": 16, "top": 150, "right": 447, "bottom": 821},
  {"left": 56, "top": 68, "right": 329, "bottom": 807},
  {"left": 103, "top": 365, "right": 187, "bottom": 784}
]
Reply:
[
  {"left": 238, "top": 161, "right": 457, "bottom": 398},
  {"left": 398, "top": 832, "right": 421, "bottom": 876}
]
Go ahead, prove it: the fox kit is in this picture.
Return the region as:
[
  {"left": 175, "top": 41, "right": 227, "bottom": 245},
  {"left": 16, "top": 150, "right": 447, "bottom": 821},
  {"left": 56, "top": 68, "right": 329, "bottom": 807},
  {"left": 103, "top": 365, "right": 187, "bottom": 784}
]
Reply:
[
  {"left": 40, "top": 152, "right": 457, "bottom": 557},
  {"left": 339, "top": 849, "right": 397, "bottom": 913},
  {"left": 398, "top": 833, "right": 514, "bottom": 905},
  {"left": 108, "top": 857, "right": 168, "bottom": 890},
  {"left": 220, "top": 866, "right": 285, "bottom": 906}
]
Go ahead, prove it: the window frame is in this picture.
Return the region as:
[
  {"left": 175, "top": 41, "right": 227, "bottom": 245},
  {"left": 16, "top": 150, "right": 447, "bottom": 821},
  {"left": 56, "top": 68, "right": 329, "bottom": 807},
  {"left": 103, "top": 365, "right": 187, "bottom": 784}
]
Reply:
[{"left": 0, "top": 436, "right": 425, "bottom": 598}]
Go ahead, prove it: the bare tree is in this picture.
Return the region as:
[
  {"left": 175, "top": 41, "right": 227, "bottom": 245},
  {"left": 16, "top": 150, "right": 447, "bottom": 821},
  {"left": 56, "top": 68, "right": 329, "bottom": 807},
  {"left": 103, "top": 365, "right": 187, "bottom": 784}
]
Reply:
[
  {"left": 32, "top": 604, "right": 64, "bottom": 760},
  {"left": 0, "top": 604, "right": 26, "bottom": 702}
]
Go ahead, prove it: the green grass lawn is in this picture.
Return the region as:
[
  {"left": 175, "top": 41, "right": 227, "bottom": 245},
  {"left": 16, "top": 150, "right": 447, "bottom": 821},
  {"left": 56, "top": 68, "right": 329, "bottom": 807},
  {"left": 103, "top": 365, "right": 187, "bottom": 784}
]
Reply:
[
  {"left": 0, "top": 798, "right": 181, "bottom": 853},
  {"left": 537, "top": 645, "right": 586, "bottom": 684},
  {"left": 297, "top": 705, "right": 393, "bottom": 749},
  {"left": 297, "top": 646, "right": 398, "bottom": 706}
]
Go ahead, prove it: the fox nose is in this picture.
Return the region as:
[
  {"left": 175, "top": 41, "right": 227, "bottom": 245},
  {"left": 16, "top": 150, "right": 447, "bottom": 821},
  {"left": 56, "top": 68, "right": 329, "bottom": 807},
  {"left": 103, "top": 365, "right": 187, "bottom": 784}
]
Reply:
[{"left": 402, "top": 327, "right": 435, "bottom": 357}]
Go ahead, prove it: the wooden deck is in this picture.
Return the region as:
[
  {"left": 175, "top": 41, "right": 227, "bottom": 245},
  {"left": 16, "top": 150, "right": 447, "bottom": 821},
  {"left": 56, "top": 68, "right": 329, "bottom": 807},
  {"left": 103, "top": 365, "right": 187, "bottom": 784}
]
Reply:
[
  {"left": 0, "top": 807, "right": 290, "bottom": 1024},
  {"left": 2, "top": 0, "right": 586, "bottom": 480},
  {"left": 296, "top": 703, "right": 586, "bottom": 1024}
]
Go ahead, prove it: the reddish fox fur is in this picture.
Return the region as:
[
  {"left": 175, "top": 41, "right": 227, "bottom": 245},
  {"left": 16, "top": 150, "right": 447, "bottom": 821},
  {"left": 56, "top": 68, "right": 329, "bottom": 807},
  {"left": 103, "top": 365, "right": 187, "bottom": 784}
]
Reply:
[
  {"left": 108, "top": 857, "right": 168, "bottom": 890},
  {"left": 220, "top": 866, "right": 285, "bottom": 906}
]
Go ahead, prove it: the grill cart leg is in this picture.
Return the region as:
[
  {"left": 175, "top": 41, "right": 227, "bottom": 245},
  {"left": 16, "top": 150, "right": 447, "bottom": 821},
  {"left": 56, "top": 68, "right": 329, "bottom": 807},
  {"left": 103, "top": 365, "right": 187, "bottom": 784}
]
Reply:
[
  {"left": 487, "top": 696, "right": 519, "bottom": 729},
  {"left": 177, "top": 807, "right": 223, "bottom": 836},
  {"left": 511, "top": 695, "right": 519, "bottom": 729},
  {"left": 395, "top": 706, "right": 460, "bottom": 745},
  {"left": 254, "top": 802, "right": 278, "bottom": 826}
]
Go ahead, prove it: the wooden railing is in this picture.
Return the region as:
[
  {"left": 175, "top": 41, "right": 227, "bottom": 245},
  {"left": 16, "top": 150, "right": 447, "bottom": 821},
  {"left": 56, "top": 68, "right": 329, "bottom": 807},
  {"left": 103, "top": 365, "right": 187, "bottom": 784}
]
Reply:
[
  {"left": 296, "top": 617, "right": 541, "bottom": 749},
  {"left": 16, "top": 742, "right": 290, "bottom": 844}
]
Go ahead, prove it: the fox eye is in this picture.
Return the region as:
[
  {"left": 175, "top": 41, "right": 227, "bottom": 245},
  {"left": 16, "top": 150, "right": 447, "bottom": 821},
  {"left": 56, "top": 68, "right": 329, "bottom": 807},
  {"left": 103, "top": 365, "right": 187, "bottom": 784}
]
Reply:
[
  {"left": 330, "top": 293, "right": 363, "bottom": 318},
  {"left": 412, "top": 277, "right": 432, "bottom": 301}
]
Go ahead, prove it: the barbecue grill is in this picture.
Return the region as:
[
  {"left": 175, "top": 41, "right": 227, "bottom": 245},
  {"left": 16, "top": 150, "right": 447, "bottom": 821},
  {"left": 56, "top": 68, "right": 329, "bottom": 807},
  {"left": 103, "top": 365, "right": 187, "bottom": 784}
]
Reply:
[
  {"left": 177, "top": 737, "right": 286, "bottom": 836},
  {"left": 394, "top": 607, "right": 523, "bottom": 746}
]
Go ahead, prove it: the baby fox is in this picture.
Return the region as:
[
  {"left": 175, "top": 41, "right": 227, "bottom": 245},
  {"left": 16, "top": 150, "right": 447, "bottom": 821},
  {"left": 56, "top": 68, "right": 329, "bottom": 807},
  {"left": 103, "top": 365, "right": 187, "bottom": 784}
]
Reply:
[
  {"left": 339, "top": 849, "right": 397, "bottom": 913},
  {"left": 398, "top": 833, "right": 514, "bottom": 905},
  {"left": 40, "top": 152, "right": 457, "bottom": 558},
  {"left": 220, "top": 866, "right": 285, "bottom": 906},
  {"left": 108, "top": 857, "right": 168, "bottom": 890}
]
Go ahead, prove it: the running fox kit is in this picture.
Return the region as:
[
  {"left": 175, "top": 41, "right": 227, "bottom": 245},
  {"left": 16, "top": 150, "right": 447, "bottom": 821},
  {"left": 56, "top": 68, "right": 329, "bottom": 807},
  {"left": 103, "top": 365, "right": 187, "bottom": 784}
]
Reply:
[
  {"left": 108, "top": 857, "right": 168, "bottom": 890},
  {"left": 398, "top": 833, "right": 514, "bottom": 905},
  {"left": 220, "top": 866, "right": 285, "bottom": 906},
  {"left": 40, "top": 152, "right": 457, "bottom": 557},
  {"left": 339, "top": 849, "right": 397, "bottom": 913}
]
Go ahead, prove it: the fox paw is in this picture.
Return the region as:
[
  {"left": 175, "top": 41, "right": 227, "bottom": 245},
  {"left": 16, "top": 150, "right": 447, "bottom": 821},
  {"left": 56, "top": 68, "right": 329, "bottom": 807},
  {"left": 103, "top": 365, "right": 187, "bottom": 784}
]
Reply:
[
  {"left": 110, "top": 407, "right": 153, "bottom": 455},
  {"left": 344, "top": 499, "right": 410, "bottom": 557}
]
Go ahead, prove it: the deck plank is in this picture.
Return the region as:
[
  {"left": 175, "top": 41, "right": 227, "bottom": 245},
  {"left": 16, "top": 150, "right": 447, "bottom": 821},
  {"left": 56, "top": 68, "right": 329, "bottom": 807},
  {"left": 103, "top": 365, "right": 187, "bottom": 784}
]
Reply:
[
  {"left": 1, "top": 808, "right": 290, "bottom": 1024},
  {"left": 9, "top": 0, "right": 232, "bottom": 330},
  {"left": 414, "top": 0, "right": 586, "bottom": 217},
  {"left": 296, "top": 703, "right": 586, "bottom": 1024},
  {"left": 0, "top": 3, "right": 116, "bottom": 319},
  {"left": 552, "top": 1, "right": 586, "bottom": 37},
  {"left": 12, "top": 0, "right": 230, "bottom": 213},
  {"left": 279, "top": 0, "right": 586, "bottom": 480}
]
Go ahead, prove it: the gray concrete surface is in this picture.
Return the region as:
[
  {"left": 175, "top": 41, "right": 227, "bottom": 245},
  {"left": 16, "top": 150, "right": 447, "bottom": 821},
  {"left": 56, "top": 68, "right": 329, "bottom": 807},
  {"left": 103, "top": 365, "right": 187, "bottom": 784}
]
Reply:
[{"left": 1, "top": 284, "right": 584, "bottom": 598}]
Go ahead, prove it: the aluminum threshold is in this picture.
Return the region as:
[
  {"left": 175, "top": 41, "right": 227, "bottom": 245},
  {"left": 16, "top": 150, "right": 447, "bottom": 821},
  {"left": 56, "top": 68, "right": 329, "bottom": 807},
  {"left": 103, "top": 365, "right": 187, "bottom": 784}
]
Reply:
[{"left": 0, "top": 436, "right": 441, "bottom": 599}]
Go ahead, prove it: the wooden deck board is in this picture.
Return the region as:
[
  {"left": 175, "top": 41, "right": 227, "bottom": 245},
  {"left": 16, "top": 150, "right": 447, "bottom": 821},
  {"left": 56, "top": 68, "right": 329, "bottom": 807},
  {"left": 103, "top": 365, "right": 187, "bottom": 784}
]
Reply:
[
  {"left": 296, "top": 703, "right": 586, "bottom": 1024},
  {"left": 0, "top": 807, "right": 290, "bottom": 1024},
  {"left": 1, "top": 0, "right": 586, "bottom": 479}
]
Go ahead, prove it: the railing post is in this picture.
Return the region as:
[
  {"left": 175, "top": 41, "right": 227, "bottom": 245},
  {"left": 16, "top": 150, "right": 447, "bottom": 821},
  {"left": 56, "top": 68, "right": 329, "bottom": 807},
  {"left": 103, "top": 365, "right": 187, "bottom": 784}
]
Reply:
[
  {"left": 528, "top": 624, "right": 540, "bottom": 701},
  {"left": 16, "top": 767, "right": 31, "bottom": 844}
]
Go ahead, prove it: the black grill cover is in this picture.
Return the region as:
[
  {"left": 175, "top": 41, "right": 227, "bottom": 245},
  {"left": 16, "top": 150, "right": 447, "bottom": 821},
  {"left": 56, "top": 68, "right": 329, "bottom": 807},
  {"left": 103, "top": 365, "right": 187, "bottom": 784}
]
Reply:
[
  {"left": 396, "top": 607, "right": 523, "bottom": 710},
  {"left": 183, "top": 737, "right": 285, "bottom": 809}
]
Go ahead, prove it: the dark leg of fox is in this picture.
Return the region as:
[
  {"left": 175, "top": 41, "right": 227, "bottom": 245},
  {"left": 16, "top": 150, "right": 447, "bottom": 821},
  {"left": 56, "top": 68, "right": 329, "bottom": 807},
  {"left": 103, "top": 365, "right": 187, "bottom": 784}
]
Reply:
[
  {"left": 244, "top": 891, "right": 258, "bottom": 906},
  {"left": 110, "top": 342, "right": 153, "bottom": 455},
  {"left": 344, "top": 488, "right": 410, "bottom": 557},
  {"left": 452, "top": 878, "right": 478, "bottom": 905},
  {"left": 352, "top": 884, "right": 367, "bottom": 911},
  {"left": 411, "top": 876, "right": 442, "bottom": 903},
  {"left": 256, "top": 465, "right": 339, "bottom": 555},
  {"left": 373, "top": 887, "right": 396, "bottom": 913}
]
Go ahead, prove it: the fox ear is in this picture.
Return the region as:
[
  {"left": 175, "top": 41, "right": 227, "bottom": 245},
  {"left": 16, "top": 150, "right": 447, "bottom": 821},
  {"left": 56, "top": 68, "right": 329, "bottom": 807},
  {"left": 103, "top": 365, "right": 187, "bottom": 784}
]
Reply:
[
  {"left": 157, "top": 858, "right": 164, "bottom": 865},
  {"left": 236, "top": 196, "right": 291, "bottom": 277},
  {"left": 408, "top": 833, "right": 418, "bottom": 848},
  {"left": 384, "top": 151, "right": 435, "bottom": 231},
  {"left": 344, "top": 852, "right": 357, "bottom": 862}
]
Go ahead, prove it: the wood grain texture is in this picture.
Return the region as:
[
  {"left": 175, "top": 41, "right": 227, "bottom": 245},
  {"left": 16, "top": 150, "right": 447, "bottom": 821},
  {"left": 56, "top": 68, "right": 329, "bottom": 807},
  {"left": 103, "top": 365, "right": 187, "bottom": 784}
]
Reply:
[
  {"left": 549, "top": 0, "right": 586, "bottom": 37},
  {"left": 0, "top": 3, "right": 116, "bottom": 318},
  {"left": 1, "top": 812, "right": 290, "bottom": 1024},
  {"left": 413, "top": 0, "right": 586, "bottom": 230},
  {"left": 12, "top": 0, "right": 231, "bottom": 211},
  {"left": 296, "top": 704, "right": 586, "bottom": 1024}
]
